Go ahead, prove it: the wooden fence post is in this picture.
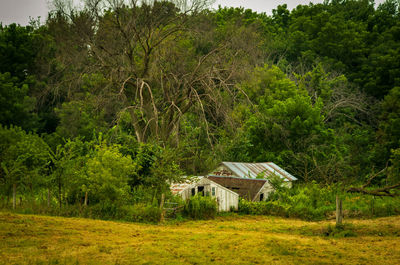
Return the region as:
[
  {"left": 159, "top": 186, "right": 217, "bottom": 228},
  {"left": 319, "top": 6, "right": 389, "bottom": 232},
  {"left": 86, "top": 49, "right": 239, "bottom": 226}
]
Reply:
[
  {"left": 84, "top": 191, "right": 88, "bottom": 206},
  {"left": 12, "top": 183, "right": 16, "bottom": 210},
  {"left": 47, "top": 188, "right": 51, "bottom": 208},
  {"left": 160, "top": 193, "right": 165, "bottom": 223},
  {"left": 336, "top": 195, "right": 343, "bottom": 227}
]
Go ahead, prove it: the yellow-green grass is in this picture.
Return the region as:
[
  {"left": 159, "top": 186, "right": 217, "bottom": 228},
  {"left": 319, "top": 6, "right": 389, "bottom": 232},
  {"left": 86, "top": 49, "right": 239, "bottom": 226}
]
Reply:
[{"left": 1, "top": 212, "right": 400, "bottom": 264}]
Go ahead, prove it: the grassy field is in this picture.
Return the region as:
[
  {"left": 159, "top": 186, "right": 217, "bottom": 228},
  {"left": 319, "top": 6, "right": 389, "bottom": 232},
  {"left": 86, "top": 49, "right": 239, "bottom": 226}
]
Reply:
[{"left": 1, "top": 212, "right": 400, "bottom": 264}]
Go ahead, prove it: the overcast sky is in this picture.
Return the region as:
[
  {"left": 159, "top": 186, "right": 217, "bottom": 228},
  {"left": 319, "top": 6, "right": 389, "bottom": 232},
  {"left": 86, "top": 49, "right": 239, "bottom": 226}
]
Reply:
[{"left": 0, "top": 0, "right": 388, "bottom": 26}]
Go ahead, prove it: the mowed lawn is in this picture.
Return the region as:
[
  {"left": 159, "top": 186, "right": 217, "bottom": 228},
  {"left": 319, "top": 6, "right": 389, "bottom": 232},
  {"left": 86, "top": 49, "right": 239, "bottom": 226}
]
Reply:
[{"left": 1, "top": 212, "right": 400, "bottom": 264}]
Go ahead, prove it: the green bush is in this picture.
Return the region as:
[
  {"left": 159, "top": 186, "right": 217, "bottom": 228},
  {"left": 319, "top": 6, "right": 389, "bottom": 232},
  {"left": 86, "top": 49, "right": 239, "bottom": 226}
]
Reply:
[
  {"left": 184, "top": 194, "right": 217, "bottom": 219},
  {"left": 344, "top": 194, "right": 400, "bottom": 218},
  {"left": 238, "top": 182, "right": 400, "bottom": 221},
  {"left": 238, "top": 182, "right": 336, "bottom": 220},
  {"left": 123, "top": 203, "right": 161, "bottom": 223},
  {"left": 89, "top": 201, "right": 120, "bottom": 219}
]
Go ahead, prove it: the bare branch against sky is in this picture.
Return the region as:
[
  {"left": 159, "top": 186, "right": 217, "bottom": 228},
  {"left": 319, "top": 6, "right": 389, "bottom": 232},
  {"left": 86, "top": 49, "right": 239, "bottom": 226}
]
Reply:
[{"left": 0, "top": 0, "right": 388, "bottom": 26}]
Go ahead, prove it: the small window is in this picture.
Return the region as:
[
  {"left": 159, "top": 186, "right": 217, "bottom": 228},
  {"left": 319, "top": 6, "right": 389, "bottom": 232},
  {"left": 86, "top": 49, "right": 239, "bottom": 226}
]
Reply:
[
  {"left": 212, "top": 187, "right": 216, "bottom": 196},
  {"left": 260, "top": 193, "right": 264, "bottom": 201},
  {"left": 191, "top": 188, "right": 196, "bottom": 196}
]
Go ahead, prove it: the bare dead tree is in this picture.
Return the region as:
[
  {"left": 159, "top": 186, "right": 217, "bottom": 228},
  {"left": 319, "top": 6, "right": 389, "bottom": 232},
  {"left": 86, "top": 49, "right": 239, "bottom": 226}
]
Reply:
[
  {"left": 347, "top": 167, "right": 400, "bottom": 197},
  {"left": 323, "top": 84, "right": 372, "bottom": 125},
  {"left": 46, "top": 0, "right": 261, "bottom": 145},
  {"left": 294, "top": 64, "right": 375, "bottom": 127}
]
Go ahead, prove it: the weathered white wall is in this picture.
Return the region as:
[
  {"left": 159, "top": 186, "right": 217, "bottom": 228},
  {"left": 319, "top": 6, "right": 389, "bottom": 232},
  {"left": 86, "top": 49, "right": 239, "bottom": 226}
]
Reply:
[
  {"left": 179, "top": 178, "right": 238, "bottom": 212},
  {"left": 253, "top": 182, "right": 274, "bottom": 201}
]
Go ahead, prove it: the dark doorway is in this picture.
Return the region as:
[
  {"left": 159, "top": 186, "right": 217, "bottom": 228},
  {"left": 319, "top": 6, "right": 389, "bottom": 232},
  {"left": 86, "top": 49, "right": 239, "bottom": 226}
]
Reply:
[
  {"left": 260, "top": 193, "right": 264, "bottom": 201},
  {"left": 198, "top": 186, "right": 204, "bottom": 196}
]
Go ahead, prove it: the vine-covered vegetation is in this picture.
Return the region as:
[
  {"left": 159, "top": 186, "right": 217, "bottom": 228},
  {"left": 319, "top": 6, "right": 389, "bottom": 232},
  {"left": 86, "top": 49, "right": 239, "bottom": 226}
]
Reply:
[{"left": 1, "top": 0, "right": 400, "bottom": 221}]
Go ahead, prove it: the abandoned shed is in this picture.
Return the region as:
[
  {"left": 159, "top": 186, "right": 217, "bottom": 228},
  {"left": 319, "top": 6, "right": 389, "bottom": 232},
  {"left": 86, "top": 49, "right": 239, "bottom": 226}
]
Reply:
[
  {"left": 170, "top": 177, "right": 239, "bottom": 211},
  {"left": 170, "top": 162, "right": 297, "bottom": 211}
]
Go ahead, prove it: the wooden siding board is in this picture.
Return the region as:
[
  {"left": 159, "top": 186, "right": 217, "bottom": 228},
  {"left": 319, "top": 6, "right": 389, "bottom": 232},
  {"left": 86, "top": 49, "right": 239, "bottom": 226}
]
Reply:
[{"left": 252, "top": 181, "right": 274, "bottom": 201}]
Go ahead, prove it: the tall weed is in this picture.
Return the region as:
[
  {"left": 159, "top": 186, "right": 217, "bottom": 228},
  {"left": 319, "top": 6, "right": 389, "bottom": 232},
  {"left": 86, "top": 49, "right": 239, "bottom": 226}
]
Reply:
[
  {"left": 238, "top": 182, "right": 400, "bottom": 221},
  {"left": 184, "top": 194, "right": 217, "bottom": 219}
]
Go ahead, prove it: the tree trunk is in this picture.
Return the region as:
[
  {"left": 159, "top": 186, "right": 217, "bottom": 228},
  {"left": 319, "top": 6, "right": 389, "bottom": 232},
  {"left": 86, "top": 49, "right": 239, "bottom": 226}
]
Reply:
[
  {"left": 7, "top": 192, "right": 10, "bottom": 208},
  {"left": 63, "top": 189, "right": 67, "bottom": 206},
  {"left": 47, "top": 188, "right": 51, "bottom": 208},
  {"left": 84, "top": 191, "right": 88, "bottom": 206},
  {"left": 371, "top": 196, "right": 375, "bottom": 216},
  {"left": 58, "top": 178, "right": 62, "bottom": 209},
  {"left": 12, "top": 183, "right": 16, "bottom": 210},
  {"left": 29, "top": 183, "right": 34, "bottom": 206},
  {"left": 159, "top": 193, "right": 165, "bottom": 223},
  {"left": 336, "top": 195, "right": 343, "bottom": 227},
  {"left": 30, "top": 184, "right": 35, "bottom": 208}
]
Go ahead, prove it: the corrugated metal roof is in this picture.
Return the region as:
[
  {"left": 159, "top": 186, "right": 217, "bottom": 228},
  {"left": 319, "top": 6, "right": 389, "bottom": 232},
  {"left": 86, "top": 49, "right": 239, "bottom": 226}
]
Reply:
[{"left": 221, "top": 162, "right": 297, "bottom": 181}]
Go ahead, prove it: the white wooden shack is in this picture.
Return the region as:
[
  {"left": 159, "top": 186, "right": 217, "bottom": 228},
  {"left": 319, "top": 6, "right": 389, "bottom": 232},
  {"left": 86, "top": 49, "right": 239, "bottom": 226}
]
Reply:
[
  {"left": 170, "top": 162, "right": 296, "bottom": 210},
  {"left": 170, "top": 177, "right": 239, "bottom": 212}
]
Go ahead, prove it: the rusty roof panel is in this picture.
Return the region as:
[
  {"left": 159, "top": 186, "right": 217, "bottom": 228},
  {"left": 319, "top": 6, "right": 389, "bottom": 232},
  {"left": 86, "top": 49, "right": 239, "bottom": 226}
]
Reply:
[{"left": 221, "top": 162, "right": 297, "bottom": 181}]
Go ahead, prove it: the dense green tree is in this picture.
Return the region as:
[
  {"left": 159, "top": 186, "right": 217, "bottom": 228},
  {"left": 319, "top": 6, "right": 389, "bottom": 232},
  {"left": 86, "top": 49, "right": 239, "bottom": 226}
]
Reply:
[
  {"left": 0, "top": 125, "right": 50, "bottom": 208},
  {"left": 128, "top": 143, "right": 182, "bottom": 191},
  {"left": 84, "top": 143, "right": 134, "bottom": 205},
  {"left": 258, "top": 0, "right": 400, "bottom": 100},
  {"left": 373, "top": 86, "right": 400, "bottom": 168},
  {"left": 0, "top": 24, "right": 39, "bottom": 79},
  {"left": 55, "top": 98, "right": 108, "bottom": 141},
  {"left": 0, "top": 73, "right": 38, "bottom": 130},
  {"left": 0, "top": 23, "right": 59, "bottom": 133}
]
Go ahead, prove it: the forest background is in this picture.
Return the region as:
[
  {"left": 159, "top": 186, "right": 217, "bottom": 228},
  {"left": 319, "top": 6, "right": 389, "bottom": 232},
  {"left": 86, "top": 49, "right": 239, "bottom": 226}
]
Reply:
[{"left": 1, "top": 0, "right": 400, "bottom": 221}]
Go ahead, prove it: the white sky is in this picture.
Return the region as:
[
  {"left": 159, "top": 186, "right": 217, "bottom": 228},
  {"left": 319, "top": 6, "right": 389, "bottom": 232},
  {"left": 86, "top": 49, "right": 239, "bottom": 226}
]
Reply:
[{"left": 0, "top": 0, "right": 388, "bottom": 26}]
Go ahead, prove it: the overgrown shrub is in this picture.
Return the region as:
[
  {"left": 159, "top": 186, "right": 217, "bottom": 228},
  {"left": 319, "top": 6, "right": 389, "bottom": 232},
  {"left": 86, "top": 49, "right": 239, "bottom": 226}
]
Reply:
[
  {"left": 6, "top": 182, "right": 400, "bottom": 223},
  {"left": 89, "top": 200, "right": 120, "bottom": 219},
  {"left": 184, "top": 194, "right": 217, "bottom": 219},
  {"left": 344, "top": 195, "right": 400, "bottom": 218},
  {"left": 122, "top": 203, "right": 161, "bottom": 223},
  {"left": 238, "top": 182, "right": 400, "bottom": 221},
  {"left": 238, "top": 182, "right": 336, "bottom": 220}
]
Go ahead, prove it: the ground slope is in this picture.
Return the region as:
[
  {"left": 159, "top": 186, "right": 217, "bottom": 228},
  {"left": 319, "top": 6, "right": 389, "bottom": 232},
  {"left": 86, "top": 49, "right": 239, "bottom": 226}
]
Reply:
[{"left": 0, "top": 212, "right": 400, "bottom": 264}]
